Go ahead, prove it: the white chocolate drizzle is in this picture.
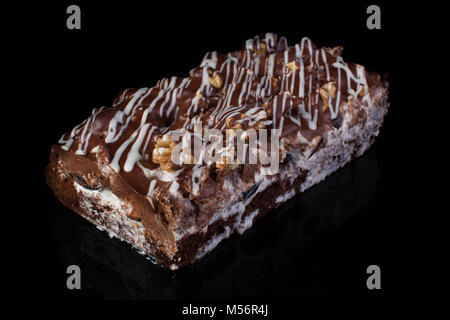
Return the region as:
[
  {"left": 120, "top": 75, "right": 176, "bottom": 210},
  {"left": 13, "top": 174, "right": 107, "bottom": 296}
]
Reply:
[{"left": 58, "top": 34, "right": 376, "bottom": 201}]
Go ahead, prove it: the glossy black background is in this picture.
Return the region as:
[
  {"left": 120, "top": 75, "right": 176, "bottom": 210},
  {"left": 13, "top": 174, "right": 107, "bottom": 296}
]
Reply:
[{"left": 2, "top": 0, "right": 447, "bottom": 304}]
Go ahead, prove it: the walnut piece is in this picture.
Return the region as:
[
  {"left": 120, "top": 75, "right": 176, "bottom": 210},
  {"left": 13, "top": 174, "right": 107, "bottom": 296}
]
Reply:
[
  {"left": 358, "top": 86, "right": 366, "bottom": 97},
  {"left": 286, "top": 61, "right": 299, "bottom": 71},
  {"left": 262, "top": 100, "right": 272, "bottom": 117},
  {"left": 208, "top": 73, "right": 223, "bottom": 89},
  {"left": 254, "top": 41, "right": 267, "bottom": 55},
  {"left": 319, "top": 82, "right": 337, "bottom": 112},
  {"left": 250, "top": 110, "right": 269, "bottom": 129},
  {"left": 152, "top": 134, "right": 176, "bottom": 171},
  {"left": 271, "top": 77, "right": 280, "bottom": 89},
  {"left": 226, "top": 117, "right": 242, "bottom": 130},
  {"left": 216, "top": 152, "right": 234, "bottom": 169},
  {"left": 215, "top": 152, "right": 238, "bottom": 174}
]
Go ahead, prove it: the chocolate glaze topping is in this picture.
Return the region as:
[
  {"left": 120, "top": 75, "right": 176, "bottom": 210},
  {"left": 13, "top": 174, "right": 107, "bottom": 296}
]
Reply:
[{"left": 57, "top": 33, "right": 382, "bottom": 197}]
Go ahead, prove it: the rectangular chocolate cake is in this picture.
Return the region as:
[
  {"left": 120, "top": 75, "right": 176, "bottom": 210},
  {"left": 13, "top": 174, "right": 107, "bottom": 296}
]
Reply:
[{"left": 45, "top": 33, "right": 389, "bottom": 270}]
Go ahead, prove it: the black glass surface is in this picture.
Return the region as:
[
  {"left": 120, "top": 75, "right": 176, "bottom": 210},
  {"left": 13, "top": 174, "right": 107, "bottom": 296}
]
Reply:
[{"left": 2, "top": 1, "right": 447, "bottom": 302}]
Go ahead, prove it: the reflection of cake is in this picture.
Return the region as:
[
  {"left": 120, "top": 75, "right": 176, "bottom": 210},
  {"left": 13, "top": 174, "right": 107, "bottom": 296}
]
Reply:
[{"left": 45, "top": 33, "right": 389, "bottom": 270}]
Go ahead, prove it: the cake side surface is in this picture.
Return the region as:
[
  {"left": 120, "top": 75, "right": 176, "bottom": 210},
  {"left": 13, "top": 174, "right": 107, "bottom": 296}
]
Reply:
[{"left": 45, "top": 145, "right": 180, "bottom": 266}]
